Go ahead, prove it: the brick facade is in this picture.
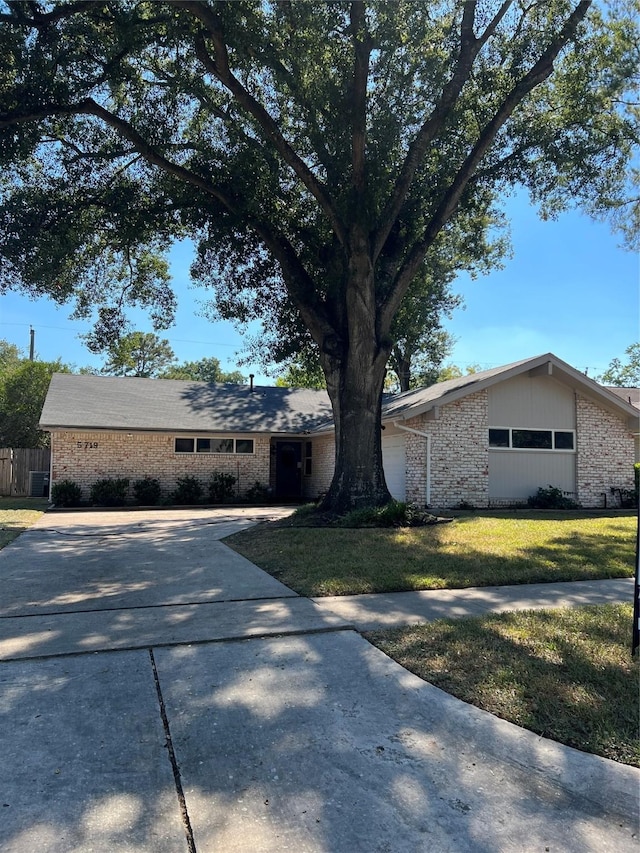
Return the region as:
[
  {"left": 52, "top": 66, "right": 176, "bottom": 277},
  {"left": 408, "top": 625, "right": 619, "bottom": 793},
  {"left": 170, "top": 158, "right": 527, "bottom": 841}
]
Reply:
[
  {"left": 48, "top": 390, "right": 635, "bottom": 509},
  {"left": 403, "top": 390, "right": 490, "bottom": 508},
  {"left": 575, "top": 395, "right": 635, "bottom": 507},
  {"left": 50, "top": 430, "right": 271, "bottom": 502},
  {"left": 304, "top": 434, "right": 335, "bottom": 499}
]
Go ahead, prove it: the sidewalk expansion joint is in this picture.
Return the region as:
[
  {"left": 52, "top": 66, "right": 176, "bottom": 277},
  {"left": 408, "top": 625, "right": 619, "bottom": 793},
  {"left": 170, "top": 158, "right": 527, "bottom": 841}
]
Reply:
[{"left": 149, "top": 648, "right": 197, "bottom": 853}]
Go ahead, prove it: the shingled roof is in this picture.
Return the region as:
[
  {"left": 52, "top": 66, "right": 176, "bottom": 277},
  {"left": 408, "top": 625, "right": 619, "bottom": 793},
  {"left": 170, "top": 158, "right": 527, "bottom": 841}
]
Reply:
[
  {"left": 40, "top": 374, "right": 332, "bottom": 434},
  {"left": 40, "top": 353, "right": 639, "bottom": 436}
]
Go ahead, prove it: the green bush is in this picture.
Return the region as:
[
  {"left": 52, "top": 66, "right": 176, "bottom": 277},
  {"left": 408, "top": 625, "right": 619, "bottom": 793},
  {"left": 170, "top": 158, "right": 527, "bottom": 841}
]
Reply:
[
  {"left": 169, "top": 476, "right": 204, "bottom": 505},
  {"left": 208, "top": 471, "right": 237, "bottom": 503},
  {"left": 90, "top": 478, "right": 130, "bottom": 507},
  {"left": 133, "top": 476, "right": 162, "bottom": 505},
  {"left": 245, "top": 480, "right": 270, "bottom": 502},
  {"left": 51, "top": 479, "right": 82, "bottom": 507},
  {"left": 528, "top": 485, "right": 579, "bottom": 510}
]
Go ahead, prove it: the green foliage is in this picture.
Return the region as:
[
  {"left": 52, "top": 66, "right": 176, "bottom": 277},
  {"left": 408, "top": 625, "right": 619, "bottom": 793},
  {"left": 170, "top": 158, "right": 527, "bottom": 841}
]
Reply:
[
  {"left": 339, "top": 501, "right": 441, "bottom": 528},
  {"left": 132, "top": 476, "right": 162, "bottom": 505},
  {"left": 0, "top": 356, "right": 70, "bottom": 447},
  {"left": 161, "top": 356, "right": 245, "bottom": 384},
  {"left": 245, "top": 481, "right": 271, "bottom": 502},
  {"left": 528, "top": 486, "right": 580, "bottom": 510},
  {"left": 598, "top": 343, "right": 640, "bottom": 386},
  {"left": 208, "top": 472, "right": 237, "bottom": 503},
  {"left": 1, "top": 2, "right": 638, "bottom": 508},
  {"left": 51, "top": 480, "right": 82, "bottom": 507},
  {"left": 98, "top": 331, "right": 175, "bottom": 378},
  {"left": 169, "top": 476, "right": 204, "bottom": 505},
  {"left": 275, "top": 359, "right": 326, "bottom": 389},
  {"left": 89, "top": 478, "right": 130, "bottom": 507}
]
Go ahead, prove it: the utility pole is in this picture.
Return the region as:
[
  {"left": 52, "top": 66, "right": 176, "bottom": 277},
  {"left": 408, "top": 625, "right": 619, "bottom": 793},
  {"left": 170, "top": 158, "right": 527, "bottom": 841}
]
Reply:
[{"left": 29, "top": 326, "right": 35, "bottom": 361}]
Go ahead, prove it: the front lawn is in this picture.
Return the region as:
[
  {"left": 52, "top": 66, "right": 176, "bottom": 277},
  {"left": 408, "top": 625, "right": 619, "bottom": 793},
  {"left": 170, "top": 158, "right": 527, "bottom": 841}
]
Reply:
[
  {"left": 366, "top": 603, "right": 639, "bottom": 766},
  {"left": 224, "top": 512, "right": 636, "bottom": 596},
  {"left": 0, "top": 497, "right": 48, "bottom": 550}
]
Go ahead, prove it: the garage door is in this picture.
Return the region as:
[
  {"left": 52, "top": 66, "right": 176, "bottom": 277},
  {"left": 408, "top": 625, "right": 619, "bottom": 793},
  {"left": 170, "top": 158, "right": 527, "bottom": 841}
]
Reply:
[{"left": 382, "top": 434, "right": 406, "bottom": 501}]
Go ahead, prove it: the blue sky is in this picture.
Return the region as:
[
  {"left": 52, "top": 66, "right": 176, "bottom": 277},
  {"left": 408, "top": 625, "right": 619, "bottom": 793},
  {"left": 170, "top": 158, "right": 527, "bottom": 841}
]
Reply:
[{"left": 0, "top": 191, "right": 637, "bottom": 383}]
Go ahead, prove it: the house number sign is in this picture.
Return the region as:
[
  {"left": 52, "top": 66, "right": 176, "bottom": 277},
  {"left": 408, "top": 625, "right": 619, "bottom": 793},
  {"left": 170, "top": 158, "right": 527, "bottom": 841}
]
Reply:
[{"left": 77, "top": 442, "right": 99, "bottom": 449}]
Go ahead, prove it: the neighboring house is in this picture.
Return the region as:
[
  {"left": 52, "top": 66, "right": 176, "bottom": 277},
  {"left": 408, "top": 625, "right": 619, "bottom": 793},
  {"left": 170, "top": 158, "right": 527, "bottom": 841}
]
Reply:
[{"left": 39, "top": 353, "right": 638, "bottom": 508}]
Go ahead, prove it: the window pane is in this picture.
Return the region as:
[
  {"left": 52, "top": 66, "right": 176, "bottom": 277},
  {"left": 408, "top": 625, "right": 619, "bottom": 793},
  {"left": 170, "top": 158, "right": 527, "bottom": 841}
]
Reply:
[
  {"left": 196, "top": 438, "right": 211, "bottom": 453},
  {"left": 236, "top": 439, "right": 254, "bottom": 454},
  {"left": 489, "top": 428, "right": 510, "bottom": 448},
  {"left": 554, "top": 431, "right": 574, "bottom": 450},
  {"left": 210, "top": 438, "right": 234, "bottom": 453},
  {"left": 512, "top": 429, "right": 552, "bottom": 449},
  {"left": 175, "top": 438, "right": 194, "bottom": 453}
]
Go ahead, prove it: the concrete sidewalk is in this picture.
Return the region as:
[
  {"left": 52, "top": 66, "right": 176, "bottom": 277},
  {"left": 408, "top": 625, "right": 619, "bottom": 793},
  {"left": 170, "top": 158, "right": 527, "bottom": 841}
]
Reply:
[{"left": 0, "top": 508, "right": 638, "bottom": 852}]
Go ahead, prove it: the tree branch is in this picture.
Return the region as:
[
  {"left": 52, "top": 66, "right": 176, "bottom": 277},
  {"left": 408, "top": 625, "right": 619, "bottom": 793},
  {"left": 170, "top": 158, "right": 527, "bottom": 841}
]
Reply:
[
  {"left": 170, "top": 0, "right": 349, "bottom": 248},
  {"left": 372, "top": 0, "right": 514, "bottom": 260},
  {"left": 379, "top": 0, "right": 593, "bottom": 333},
  {"left": 350, "top": 1, "right": 372, "bottom": 197}
]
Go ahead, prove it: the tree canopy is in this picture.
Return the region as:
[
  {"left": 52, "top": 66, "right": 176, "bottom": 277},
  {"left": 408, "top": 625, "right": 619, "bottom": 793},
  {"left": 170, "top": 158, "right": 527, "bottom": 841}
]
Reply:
[
  {"left": 161, "top": 355, "right": 245, "bottom": 383},
  {"left": 1, "top": 1, "right": 638, "bottom": 509},
  {"left": 598, "top": 343, "right": 640, "bottom": 386},
  {"left": 0, "top": 343, "right": 70, "bottom": 446},
  {"left": 99, "top": 331, "right": 175, "bottom": 377}
]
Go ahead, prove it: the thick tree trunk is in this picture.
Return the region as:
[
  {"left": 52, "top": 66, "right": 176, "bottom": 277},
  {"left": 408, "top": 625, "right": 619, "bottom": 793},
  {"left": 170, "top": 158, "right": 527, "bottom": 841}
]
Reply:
[
  {"left": 318, "top": 241, "right": 393, "bottom": 513},
  {"left": 321, "top": 353, "right": 390, "bottom": 513}
]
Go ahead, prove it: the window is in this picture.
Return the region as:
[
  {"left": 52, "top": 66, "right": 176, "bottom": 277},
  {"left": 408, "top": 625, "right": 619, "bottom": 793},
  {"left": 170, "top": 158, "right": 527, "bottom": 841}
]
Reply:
[
  {"left": 512, "top": 429, "right": 552, "bottom": 450},
  {"left": 488, "top": 428, "right": 509, "bottom": 448},
  {"left": 489, "top": 428, "right": 575, "bottom": 451},
  {"left": 304, "top": 441, "right": 313, "bottom": 476},
  {"left": 175, "top": 437, "right": 254, "bottom": 454},
  {"left": 236, "top": 439, "right": 254, "bottom": 454}
]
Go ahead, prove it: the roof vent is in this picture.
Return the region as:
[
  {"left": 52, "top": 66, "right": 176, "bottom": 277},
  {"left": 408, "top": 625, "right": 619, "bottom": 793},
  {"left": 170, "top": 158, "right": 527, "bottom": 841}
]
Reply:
[{"left": 249, "top": 373, "right": 254, "bottom": 391}]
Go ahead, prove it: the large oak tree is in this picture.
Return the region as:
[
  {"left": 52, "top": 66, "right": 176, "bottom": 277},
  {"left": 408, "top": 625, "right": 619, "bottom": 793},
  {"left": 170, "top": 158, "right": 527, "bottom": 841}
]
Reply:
[{"left": 0, "top": 1, "right": 637, "bottom": 510}]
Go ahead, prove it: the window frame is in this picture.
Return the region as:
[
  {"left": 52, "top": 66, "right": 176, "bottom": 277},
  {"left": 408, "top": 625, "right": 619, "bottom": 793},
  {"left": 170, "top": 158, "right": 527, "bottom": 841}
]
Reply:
[
  {"left": 174, "top": 436, "right": 255, "bottom": 455},
  {"left": 488, "top": 427, "right": 575, "bottom": 452}
]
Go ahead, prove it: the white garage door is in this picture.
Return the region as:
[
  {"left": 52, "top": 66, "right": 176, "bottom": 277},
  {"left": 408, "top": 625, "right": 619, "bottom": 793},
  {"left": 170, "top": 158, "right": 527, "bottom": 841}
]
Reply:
[{"left": 382, "top": 434, "right": 406, "bottom": 501}]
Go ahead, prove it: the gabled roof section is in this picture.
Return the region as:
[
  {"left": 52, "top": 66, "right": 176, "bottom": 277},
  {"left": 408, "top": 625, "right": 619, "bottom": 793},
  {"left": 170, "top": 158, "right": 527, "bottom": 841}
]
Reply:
[
  {"left": 382, "top": 353, "right": 640, "bottom": 424},
  {"left": 40, "top": 374, "right": 332, "bottom": 434}
]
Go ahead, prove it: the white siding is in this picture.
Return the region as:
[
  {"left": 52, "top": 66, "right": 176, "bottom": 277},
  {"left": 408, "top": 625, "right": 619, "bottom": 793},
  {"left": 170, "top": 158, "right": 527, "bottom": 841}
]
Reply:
[
  {"left": 489, "top": 450, "right": 576, "bottom": 502},
  {"left": 382, "top": 433, "right": 406, "bottom": 500},
  {"left": 488, "top": 375, "right": 575, "bottom": 429}
]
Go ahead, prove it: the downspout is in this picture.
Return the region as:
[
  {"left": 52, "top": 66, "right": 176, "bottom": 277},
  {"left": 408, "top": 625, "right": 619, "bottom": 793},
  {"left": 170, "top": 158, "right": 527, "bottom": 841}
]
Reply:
[{"left": 392, "top": 420, "right": 431, "bottom": 505}]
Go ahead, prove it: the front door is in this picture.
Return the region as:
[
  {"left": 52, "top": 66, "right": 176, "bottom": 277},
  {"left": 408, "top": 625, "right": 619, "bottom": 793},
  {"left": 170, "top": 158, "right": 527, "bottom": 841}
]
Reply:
[{"left": 275, "top": 441, "right": 302, "bottom": 499}]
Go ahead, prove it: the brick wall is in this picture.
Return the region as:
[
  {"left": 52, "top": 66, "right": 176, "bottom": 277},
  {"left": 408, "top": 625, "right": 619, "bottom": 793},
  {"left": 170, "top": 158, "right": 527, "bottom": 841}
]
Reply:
[
  {"left": 50, "top": 430, "right": 271, "bottom": 501},
  {"left": 304, "top": 434, "right": 335, "bottom": 499},
  {"left": 575, "top": 395, "right": 635, "bottom": 507},
  {"left": 403, "top": 390, "right": 490, "bottom": 508}
]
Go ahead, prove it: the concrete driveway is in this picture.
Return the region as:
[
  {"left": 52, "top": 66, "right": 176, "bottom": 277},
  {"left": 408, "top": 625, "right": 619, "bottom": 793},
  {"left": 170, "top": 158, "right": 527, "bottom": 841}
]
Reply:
[{"left": 0, "top": 508, "right": 638, "bottom": 852}]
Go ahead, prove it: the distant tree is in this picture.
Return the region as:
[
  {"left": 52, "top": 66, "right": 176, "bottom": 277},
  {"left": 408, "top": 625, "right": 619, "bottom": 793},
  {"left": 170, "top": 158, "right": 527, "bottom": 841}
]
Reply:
[
  {"left": 0, "top": 340, "right": 23, "bottom": 376},
  {"left": 598, "top": 343, "right": 640, "bottom": 386},
  {"left": 0, "top": 359, "right": 70, "bottom": 447},
  {"left": 100, "top": 332, "right": 175, "bottom": 378},
  {"left": 436, "top": 363, "right": 481, "bottom": 382},
  {"left": 161, "top": 356, "right": 245, "bottom": 383},
  {"left": 275, "top": 359, "right": 326, "bottom": 389}
]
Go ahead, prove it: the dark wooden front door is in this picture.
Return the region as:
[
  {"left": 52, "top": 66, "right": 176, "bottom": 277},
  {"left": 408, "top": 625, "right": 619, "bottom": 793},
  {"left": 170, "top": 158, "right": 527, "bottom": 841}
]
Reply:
[{"left": 275, "top": 442, "right": 302, "bottom": 499}]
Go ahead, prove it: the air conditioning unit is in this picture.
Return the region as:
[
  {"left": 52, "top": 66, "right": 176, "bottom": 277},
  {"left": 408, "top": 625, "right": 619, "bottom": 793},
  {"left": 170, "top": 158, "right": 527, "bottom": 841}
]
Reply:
[{"left": 29, "top": 471, "right": 50, "bottom": 498}]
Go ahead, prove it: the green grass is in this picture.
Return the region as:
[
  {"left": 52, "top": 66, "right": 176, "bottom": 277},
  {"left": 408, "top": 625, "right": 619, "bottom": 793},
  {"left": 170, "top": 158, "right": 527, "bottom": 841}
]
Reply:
[
  {"left": 366, "top": 604, "right": 639, "bottom": 766},
  {"left": 224, "top": 512, "right": 637, "bottom": 596},
  {"left": 0, "top": 497, "right": 48, "bottom": 549}
]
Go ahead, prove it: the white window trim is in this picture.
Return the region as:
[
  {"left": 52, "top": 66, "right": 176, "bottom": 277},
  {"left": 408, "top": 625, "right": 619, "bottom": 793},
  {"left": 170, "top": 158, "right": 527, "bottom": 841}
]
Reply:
[
  {"left": 174, "top": 436, "right": 255, "bottom": 455},
  {"left": 488, "top": 427, "right": 576, "bottom": 452}
]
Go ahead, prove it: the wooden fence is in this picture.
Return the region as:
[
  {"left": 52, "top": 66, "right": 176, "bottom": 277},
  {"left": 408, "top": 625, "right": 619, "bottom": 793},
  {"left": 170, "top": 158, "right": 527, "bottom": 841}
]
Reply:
[{"left": 0, "top": 448, "right": 51, "bottom": 497}]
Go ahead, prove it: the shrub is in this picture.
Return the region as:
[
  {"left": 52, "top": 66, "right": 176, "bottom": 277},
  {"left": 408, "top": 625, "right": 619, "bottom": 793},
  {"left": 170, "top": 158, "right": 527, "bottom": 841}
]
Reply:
[
  {"left": 90, "top": 477, "right": 130, "bottom": 507},
  {"left": 245, "top": 480, "right": 270, "bottom": 502},
  {"left": 169, "top": 476, "right": 204, "bottom": 505},
  {"left": 133, "top": 476, "right": 162, "bottom": 505},
  {"left": 208, "top": 472, "right": 237, "bottom": 503},
  {"left": 51, "top": 479, "right": 83, "bottom": 507},
  {"left": 528, "top": 485, "right": 579, "bottom": 510}
]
